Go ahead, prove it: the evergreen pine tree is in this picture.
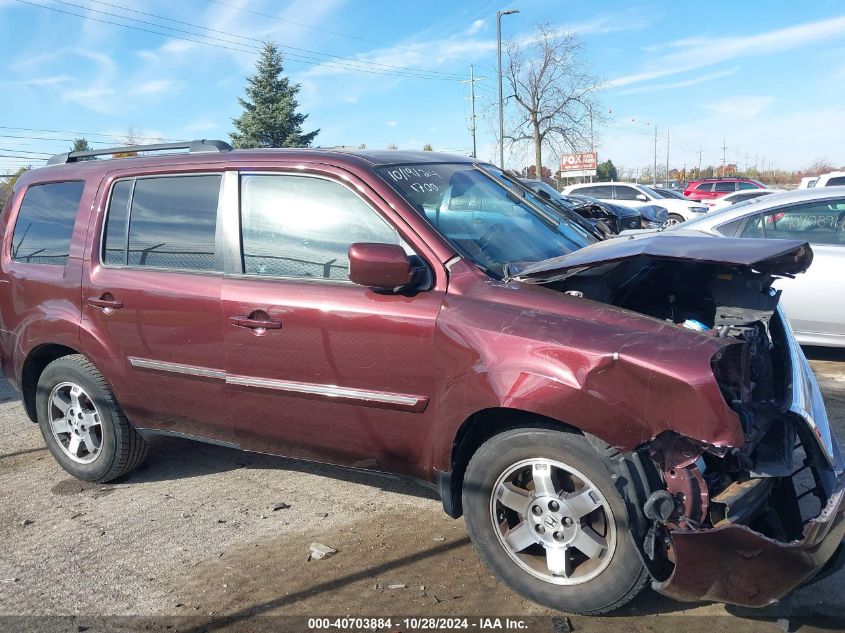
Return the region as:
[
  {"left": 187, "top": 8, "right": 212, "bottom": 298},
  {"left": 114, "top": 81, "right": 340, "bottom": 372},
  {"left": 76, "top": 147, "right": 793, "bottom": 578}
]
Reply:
[
  {"left": 71, "top": 138, "right": 92, "bottom": 152},
  {"left": 231, "top": 42, "right": 319, "bottom": 149}
]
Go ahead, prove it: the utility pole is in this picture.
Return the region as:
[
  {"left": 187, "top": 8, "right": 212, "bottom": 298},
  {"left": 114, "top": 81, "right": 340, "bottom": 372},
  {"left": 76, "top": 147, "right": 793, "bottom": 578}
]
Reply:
[
  {"left": 665, "top": 129, "right": 670, "bottom": 187},
  {"left": 497, "top": 9, "right": 519, "bottom": 169},
  {"left": 721, "top": 138, "right": 727, "bottom": 178},
  {"left": 462, "top": 64, "right": 486, "bottom": 158},
  {"left": 653, "top": 126, "right": 658, "bottom": 186},
  {"left": 589, "top": 103, "right": 595, "bottom": 182},
  {"left": 698, "top": 145, "right": 702, "bottom": 178}
]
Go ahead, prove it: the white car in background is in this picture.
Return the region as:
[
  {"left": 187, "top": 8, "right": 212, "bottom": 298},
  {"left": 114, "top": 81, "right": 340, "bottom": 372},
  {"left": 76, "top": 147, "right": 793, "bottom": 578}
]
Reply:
[
  {"left": 705, "top": 188, "right": 786, "bottom": 211},
  {"left": 561, "top": 181, "right": 708, "bottom": 225},
  {"left": 799, "top": 176, "right": 819, "bottom": 189},
  {"left": 814, "top": 171, "right": 845, "bottom": 187},
  {"left": 668, "top": 186, "right": 845, "bottom": 347}
]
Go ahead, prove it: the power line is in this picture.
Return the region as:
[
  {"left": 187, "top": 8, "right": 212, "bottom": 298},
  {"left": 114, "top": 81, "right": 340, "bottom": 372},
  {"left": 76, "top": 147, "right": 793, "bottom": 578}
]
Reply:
[
  {"left": 15, "top": 0, "right": 466, "bottom": 81},
  {"left": 0, "top": 148, "right": 53, "bottom": 156},
  {"left": 0, "top": 126, "right": 182, "bottom": 142},
  {"left": 0, "top": 154, "right": 47, "bottom": 160},
  {"left": 83, "top": 0, "right": 466, "bottom": 80},
  {"left": 206, "top": 0, "right": 475, "bottom": 66}
]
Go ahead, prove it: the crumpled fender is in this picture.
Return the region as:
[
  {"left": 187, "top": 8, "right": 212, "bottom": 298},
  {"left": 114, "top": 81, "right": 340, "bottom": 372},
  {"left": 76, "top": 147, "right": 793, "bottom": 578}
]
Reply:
[{"left": 427, "top": 266, "right": 744, "bottom": 473}]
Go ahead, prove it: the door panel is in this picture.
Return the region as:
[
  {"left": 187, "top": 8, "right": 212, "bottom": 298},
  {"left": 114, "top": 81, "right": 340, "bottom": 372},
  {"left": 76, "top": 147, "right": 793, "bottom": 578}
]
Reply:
[
  {"left": 223, "top": 170, "right": 444, "bottom": 477},
  {"left": 81, "top": 173, "right": 231, "bottom": 440},
  {"left": 776, "top": 245, "right": 844, "bottom": 337},
  {"left": 743, "top": 199, "right": 845, "bottom": 339},
  {"left": 223, "top": 279, "right": 442, "bottom": 475}
]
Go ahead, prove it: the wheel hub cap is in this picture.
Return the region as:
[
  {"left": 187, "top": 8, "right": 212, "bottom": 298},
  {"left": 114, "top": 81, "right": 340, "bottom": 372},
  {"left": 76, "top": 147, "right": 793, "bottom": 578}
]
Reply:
[
  {"left": 490, "top": 458, "right": 617, "bottom": 586},
  {"left": 48, "top": 382, "right": 103, "bottom": 465}
]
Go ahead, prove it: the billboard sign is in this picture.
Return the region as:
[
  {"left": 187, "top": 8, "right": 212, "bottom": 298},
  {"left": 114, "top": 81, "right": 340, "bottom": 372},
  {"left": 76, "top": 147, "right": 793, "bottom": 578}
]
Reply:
[{"left": 560, "top": 152, "right": 597, "bottom": 177}]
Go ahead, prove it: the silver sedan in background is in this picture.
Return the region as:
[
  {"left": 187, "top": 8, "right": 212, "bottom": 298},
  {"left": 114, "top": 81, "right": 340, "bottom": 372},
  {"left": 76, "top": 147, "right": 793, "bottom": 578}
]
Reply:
[{"left": 672, "top": 187, "right": 845, "bottom": 347}]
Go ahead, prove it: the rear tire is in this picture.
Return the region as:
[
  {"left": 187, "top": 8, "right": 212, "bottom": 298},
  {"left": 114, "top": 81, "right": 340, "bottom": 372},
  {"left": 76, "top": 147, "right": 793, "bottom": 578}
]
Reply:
[
  {"left": 462, "top": 428, "right": 649, "bottom": 614},
  {"left": 665, "top": 213, "right": 685, "bottom": 226},
  {"left": 36, "top": 354, "right": 148, "bottom": 482}
]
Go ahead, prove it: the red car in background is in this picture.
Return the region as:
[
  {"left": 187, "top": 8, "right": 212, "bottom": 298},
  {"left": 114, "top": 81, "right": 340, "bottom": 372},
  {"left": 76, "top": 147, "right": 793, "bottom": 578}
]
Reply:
[{"left": 684, "top": 177, "right": 768, "bottom": 201}]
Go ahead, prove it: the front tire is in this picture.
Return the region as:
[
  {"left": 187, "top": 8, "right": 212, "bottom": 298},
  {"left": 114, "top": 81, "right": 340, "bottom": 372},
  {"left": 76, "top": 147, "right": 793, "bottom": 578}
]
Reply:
[
  {"left": 665, "top": 213, "right": 685, "bottom": 226},
  {"left": 462, "top": 428, "right": 649, "bottom": 614},
  {"left": 36, "top": 354, "right": 148, "bottom": 482}
]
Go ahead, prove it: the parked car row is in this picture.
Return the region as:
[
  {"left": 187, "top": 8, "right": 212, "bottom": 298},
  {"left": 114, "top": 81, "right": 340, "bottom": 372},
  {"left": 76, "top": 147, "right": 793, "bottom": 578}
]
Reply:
[
  {"left": 1, "top": 143, "right": 842, "bottom": 617},
  {"left": 561, "top": 181, "right": 709, "bottom": 225}
]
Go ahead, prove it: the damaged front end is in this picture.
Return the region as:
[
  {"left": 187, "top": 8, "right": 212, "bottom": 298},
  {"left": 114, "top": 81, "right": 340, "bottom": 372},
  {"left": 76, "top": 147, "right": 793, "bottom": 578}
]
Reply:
[{"left": 513, "top": 233, "right": 845, "bottom": 607}]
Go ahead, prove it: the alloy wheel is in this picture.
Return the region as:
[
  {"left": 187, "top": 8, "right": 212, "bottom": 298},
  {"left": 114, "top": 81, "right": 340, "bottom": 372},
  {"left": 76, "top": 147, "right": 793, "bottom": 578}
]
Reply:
[
  {"left": 489, "top": 458, "right": 617, "bottom": 585},
  {"left": 48, "top": 381, "right": 103, "bottom": 464}
]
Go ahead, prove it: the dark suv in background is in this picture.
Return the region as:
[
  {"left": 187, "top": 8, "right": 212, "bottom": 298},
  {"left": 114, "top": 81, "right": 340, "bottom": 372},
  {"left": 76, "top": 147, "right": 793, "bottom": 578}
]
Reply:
[{"left": 1, "top": 141, "right": 842, "bottom": 615}]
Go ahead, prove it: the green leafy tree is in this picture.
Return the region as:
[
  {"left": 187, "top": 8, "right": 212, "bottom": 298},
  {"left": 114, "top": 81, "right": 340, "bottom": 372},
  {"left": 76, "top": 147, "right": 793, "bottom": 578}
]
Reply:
[
  {"left": 423, "top": 143, "right": 433, "bottom": 151},
  {"left": 231, "top": 42, "right": 319, "bottom": 149},
  {"left": 596, "top": 159, "right": 618, "bottom": 181},
  {"left": 0, "top": 166, "right": 30, "bottom": 207}
]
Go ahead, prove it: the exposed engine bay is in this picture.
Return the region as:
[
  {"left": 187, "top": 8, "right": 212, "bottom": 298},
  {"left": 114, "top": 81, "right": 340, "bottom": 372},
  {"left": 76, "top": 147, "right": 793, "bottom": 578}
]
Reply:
[{"left": 540, "top": 254, "right": 833, "bottom": 575}]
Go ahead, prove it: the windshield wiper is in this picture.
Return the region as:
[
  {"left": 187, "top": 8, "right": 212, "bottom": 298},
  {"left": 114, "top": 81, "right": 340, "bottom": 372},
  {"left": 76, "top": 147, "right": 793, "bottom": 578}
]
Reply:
[{"left": 471, "top": 164, "right": 563, "bottom": 229}]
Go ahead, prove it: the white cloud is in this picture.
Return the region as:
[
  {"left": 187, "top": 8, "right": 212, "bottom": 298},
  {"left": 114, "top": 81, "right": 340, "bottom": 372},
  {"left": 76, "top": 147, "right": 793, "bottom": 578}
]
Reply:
[
  {"left": 385, "top": 120, "right": 398, "bottom": 127},
  {"left": 130, "top": 79, "right": 183, "bottom": 96},
  {"left": 615, "top": 68, "right": 739, "bottom": 95},
  {"left": 703, "top": 96, "right": 774, "bottom": 119},
  {"left": 467, "top": 19, "right": 485, "bottom": 36},
  {"left": 609, "top": 15, "right": 845, "bottom": 88},
  {"left": 10, "top": 74, "right": 73, "bottom": 86}
]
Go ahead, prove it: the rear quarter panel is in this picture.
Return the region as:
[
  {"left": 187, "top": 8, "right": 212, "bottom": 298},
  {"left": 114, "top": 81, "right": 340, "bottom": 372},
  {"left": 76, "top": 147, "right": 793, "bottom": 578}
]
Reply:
[{"left": 0, "top": 174, "right": 99, "bottom": 387}]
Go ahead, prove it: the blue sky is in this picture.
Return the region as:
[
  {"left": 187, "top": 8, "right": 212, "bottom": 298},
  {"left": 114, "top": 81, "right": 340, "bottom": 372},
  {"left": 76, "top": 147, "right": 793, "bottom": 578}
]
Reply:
[{"left": 2, "top": 0, "right": 844, "bottom": 175}]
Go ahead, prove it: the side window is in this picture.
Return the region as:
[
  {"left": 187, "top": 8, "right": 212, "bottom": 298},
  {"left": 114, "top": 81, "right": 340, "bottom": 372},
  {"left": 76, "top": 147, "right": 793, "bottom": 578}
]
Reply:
[
  {"left": 714, "top": 182, "right": 736, "bottom": 193},
  {"left": 715, "top": 218, "right": 744, "bottom": 237},
  {"left": 695, "top": 183, "right": 713, "bottom": 192},
  {"left": 742, "top": 200, "right": 845, "bottom": 245},
  {"left": 736, "top": 181, "right": 758, "bottom": 190},
  {"left": 825, "top": 176, "right": 845, "bottom": 186},
  {"left": 240, "top": 174, "right": 401, "bottom": 281},
  {"left": 11, "top": 181, "right": 85, "bottom": 265},
  {"left": 578, "top": 185, "right": 612, "bottom": 198},
  {"left": 614, "top": 186, "right": 640, "bottom": 201},
  {"left": 102, "top": 180, "right": 132, "bottom": 265},
  {"left": 102, "top": 175, "right": 221, "bottom": 271},
  {"left": 741, "top": 215, "right": 765, "bottom": 238}
]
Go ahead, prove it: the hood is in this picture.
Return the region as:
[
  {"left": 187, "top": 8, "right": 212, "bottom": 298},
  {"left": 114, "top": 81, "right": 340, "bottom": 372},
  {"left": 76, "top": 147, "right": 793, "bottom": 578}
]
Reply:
[{"left": 511, "top": 230, "right": 813, "bottom": 282}]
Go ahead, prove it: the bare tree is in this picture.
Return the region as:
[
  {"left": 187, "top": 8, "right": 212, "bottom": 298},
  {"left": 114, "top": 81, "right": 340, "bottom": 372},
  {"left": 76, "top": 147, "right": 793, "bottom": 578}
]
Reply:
[{"left": 504, "top": 24, "right": 602, "bottom": 176}]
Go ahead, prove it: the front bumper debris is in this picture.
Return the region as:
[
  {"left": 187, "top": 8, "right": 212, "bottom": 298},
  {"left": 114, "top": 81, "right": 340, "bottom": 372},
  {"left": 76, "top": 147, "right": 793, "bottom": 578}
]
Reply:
[{"left": 653, "top": 477, "right": 845, "bottom": 606}]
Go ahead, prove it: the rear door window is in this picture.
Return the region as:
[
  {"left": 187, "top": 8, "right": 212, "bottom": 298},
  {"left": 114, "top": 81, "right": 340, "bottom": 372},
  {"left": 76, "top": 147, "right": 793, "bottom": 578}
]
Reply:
[
  {"left": 614, "top": 185, "right": 641, "bottom": 201},
  {"left": 714, "top": 182, "right": 736, "bottom": 193},
  {"left": 102, "top": 175, "right": 221, "bottom": 271},
  {"left": 825, "top": 176, "right": 845, "bottom": 186},
  {"left": 741, "top": 200, "right": 845, "bottom": 245},
  {"left": 11, "top": 181, "right": 85, "bottom": 265},
  {"left": 577, "top": 185, "right": 613, "bottom": 198}
]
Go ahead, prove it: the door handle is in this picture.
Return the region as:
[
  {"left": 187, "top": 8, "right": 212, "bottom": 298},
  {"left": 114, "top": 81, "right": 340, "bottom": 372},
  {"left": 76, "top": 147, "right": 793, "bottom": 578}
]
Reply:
[
  {"left": 229, "top": 315, "right": 282, "bottom": 330},
  {"left": 88, "top": 296, "right": 124, "bottom": 311}
]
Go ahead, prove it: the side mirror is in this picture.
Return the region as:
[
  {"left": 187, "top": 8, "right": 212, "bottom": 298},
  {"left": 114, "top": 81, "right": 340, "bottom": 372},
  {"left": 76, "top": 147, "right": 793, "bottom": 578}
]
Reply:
[
  {"left": 348, "top": 243, "right": 412, "bottom": 290},
  {"left": 636, "top": 194, "right": 648, "bottom": 202}
]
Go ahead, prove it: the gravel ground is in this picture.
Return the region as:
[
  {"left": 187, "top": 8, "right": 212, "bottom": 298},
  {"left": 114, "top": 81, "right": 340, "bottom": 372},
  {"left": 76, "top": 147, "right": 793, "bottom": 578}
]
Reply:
[{"left": 0, "top": 349, "right": 844, "bottom": 633}]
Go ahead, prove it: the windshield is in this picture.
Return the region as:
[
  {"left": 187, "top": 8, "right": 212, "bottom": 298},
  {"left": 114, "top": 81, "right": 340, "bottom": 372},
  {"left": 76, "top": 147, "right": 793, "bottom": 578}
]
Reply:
[
  {"left": 638, "top": 185, "right": 663, "bottom": 199},
  {"left": 376, "top": 163, "right": 594, "bottom": 278}
]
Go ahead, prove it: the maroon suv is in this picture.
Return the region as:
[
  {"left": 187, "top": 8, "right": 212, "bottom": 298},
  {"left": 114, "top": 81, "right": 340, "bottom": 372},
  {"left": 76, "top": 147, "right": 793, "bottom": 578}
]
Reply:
[
  {"left": 684, "top": 177, "right": 768, "bottom": 201},
  {"left": 1, "top": 141, "right": 843, "bottom": 615}
]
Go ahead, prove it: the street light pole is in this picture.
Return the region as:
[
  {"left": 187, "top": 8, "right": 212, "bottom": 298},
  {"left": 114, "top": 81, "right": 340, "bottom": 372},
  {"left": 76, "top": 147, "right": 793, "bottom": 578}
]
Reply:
[{"left": 497, "top": 9, "right": 519, "bottom": 169}]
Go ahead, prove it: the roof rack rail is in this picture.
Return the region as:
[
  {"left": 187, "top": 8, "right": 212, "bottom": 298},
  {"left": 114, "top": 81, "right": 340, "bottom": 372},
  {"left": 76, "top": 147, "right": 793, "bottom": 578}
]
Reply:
[{"left": 46, "top": 139, "right": 233, "bottom": 166}]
